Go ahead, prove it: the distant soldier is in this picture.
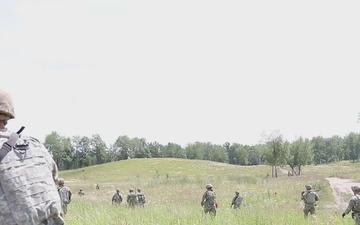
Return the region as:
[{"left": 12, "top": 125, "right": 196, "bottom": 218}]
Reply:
[
  {"left": 58, "top": 178, "right": 72, "bottom": 217},
  {"left": 78, "top": 188, "right": 85, "bottom": 196},
  {"left": 301, "top": 184, "right": 319, "bottom": 218},
  {"left": 231, "top": 191, "right": 243, "bottom": 209},
  {"left": 342, "top": 185, "right": 360, "bottom": 224},
  {"left": 112, "top": 189, "right": 123, "bottom": 206},
  {"left": 127, "top": 188, "right": 138, "bottom": 208},
  {"left": 137, "top": 188, "right": 146, "bottom": 207},
  {"left": 201, "top": 184, "right": 217, "bottom": 218},
  {"left": 96, "top": 183, "right": 100, "bottom": 190}
]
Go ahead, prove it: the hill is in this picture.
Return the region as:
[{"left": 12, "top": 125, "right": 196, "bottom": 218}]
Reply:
[{"left": 60, "top": 158, "right": 360, "bottom": 225}]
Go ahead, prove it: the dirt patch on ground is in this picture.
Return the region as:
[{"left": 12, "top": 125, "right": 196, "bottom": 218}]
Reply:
[{"left": 325, "top": 177, "right": 360, "bottom": 209}]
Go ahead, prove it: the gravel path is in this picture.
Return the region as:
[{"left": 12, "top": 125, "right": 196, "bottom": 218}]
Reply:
[{"left": 325, "top": 177, "right": 360, "bottom": 209}]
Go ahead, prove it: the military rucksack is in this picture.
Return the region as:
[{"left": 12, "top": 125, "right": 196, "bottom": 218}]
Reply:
[
  {"left": 205, "top": 190, "right": 216, "bottom": 205},
  {"left": 0, "top": 128, "right": 63, "bottom": 225},
  {"left": 58, "top": 186, "right": 71, "bottom": 204},
  {"left": 112, "top": 193, "right": 123, "bottom": 203},
  {"left": 137, "top": 193, "right": 145, "bottom": 204},
  {"left": 304, "top": 191, "right": 318, "bottom": 204},
  {"left": 128, "top": 193, "right": 138, "bottom": 205}
]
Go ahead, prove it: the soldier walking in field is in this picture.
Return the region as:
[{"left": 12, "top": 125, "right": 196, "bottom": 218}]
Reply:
[
  {"left": 127, "top": 188, "right": 138, "bottom": 208},
  {"left": 112, "top": 189, "right": 123, "bottom": 206},
  {"left": 231, "top": 191, "right": 243, "bottom": 209},
  {"left": 58, "top": 178, "right": 72, "bottom": 217},
  {"left": 137, "top": 188, "right": 146, "bottom": 207},
  {"left": 342, "top": 185, "right": 360, "bottom": 224},
  {"left": 201, "top": 184, "right": 217, "bottom": 218},
  {"left": 301, "top": 184, "right": 319, "bottom": 218}
]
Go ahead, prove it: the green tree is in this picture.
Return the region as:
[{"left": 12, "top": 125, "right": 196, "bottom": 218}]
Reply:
[
  {"left": 343, "top": 132, "right": 360, "bottom": 162},
  {"left": 263, "top": 131, "right": 288, "bottom": 178},
  {"left": 44, "top": 132, "right": 73, "bottom": 170},
  {"left": 90, "top": 134, "right": 107, "bottom": 164},
  {"left": 113, "top": 135, "right": 132, "bottom": 160},
  {"left": 72, "top": 136, "right": 92, "bottom": 168},
  {"left": 286, "top": 137, "right": 313, "bottom": 175}
]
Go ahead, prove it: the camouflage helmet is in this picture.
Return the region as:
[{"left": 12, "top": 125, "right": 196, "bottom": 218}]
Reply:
[
  {"left": 0, "top": 89, "right": 15, "bottom": 120},
  {"left": 79, "top": 188, "right": 83, "bottom": 191},
  {"left": 352, "top": 186, "right": 360, "bottom": 192},
  {"left": 206, "top": 184, "right": 213, "bottom": 189},
  {"left": 137, "top": 188, "right": 141, "bottom": 192},
  {"left": 116, "top": 189, "right": 120, "bottom": 192},
  {"left": 58, "top": 178, "right": 65, "bottom": 185},
  {"left": 305, "top": 184, "right": 312, "bottom": 190},
  {"left": 235, "top": 191, "right": 240, "bottom": 194},
  {"left": 129, "top": 188, "right": 134, "bottom": 192}
]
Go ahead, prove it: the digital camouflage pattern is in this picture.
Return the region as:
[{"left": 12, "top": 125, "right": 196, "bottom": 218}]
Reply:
[
  {"left": 201, "top": 189, "right": 216, "bottom": 216},
  {"left": 301, "top": 187, "right": 319, "bottom": 217},
  {"left": 127, "top": 189, "right": 138, "bottom": 208},
  {"left": 112, "top": 190, "right": 123, "bottom": 205},
  {"left": 58, "top": 179, "right": 72, "bottom": 217},
  {"left": 231, "top": 191, "right": 243, "bottom": 209},
  {"left": 343, "top": 186, "right": 360, "bottom": 224},
  {"left": 137, "top": 189, "right": 146, "bottom": 207},
  {"left": 0, "top": 130, "right": 63, "bottom": 225}
]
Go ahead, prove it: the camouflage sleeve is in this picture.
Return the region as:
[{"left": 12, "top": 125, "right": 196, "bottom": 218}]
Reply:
[
  {"left": 344, "top": 197, "right": 357, "bottom": 215},
  {"left": 315, "top": 192, "right": 319, "bottom": 201},
  {"left": 201, "top": 192, "right": 207, "bottom": 204},
  {"left": 68, "top": 188, "right": 72, "bottom": 201}
]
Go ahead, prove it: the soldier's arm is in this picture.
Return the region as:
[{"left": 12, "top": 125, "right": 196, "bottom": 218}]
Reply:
[
  {"left": 344, "top": 198, "right": 356, "bottom": 215},
  {"left": 315, "top": 192, "right": 319, "bottom": 201},
  {"left": 68, "top": 189, "right": 72, "bottom": 201}
]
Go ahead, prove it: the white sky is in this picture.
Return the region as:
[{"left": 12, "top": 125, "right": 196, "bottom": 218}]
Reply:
[{"left": 1, "top": 0, "right": 359, "bottom": 147}]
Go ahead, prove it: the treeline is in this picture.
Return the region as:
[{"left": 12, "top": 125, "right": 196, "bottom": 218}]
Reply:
[{"left": 44, "top": 131, "right": 360, "bottom": 176}]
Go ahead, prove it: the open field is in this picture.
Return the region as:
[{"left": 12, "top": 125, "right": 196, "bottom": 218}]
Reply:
[{"left": 60, "top": 159, "right": 360, "bottom": 225}]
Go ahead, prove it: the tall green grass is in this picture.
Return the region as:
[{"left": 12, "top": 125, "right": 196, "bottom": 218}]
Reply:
[{"left": 61, "top": 159, "right": 359, "bottom": 224}]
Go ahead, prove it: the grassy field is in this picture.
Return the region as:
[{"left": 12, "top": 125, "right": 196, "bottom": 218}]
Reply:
[{"left": 60, "top": 158, "right": 360, "bottom": 225}]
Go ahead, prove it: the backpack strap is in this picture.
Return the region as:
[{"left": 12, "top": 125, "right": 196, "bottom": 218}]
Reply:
[{"left": 0, "top": 126, "right": 25, "bottom": 162}]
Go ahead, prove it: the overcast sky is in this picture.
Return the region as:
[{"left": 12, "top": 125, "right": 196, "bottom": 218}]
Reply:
[{"left": 1, "top": 0, "right": 359, "bottom": 146}]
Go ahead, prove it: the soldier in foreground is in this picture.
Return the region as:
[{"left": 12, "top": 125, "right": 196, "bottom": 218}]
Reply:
[
  {"left": 112, "top": 189, "right": 123, "bottom": 206},
  {"left": 342, "top": 185, "right": 360, "bottom": 224},
  {"left": 0, "top": 89, "right": 64, "bottom": 225},
  {"left": 58, "top": 178, "right": 72, "bottom": 217},
  {"left": 301, "top": 184, "right": 319, "bottom": 218},
  {"left": 127, "top": 188, "right": 138, "bottom": 208},
  {"left": 137, "top": 188, "right": 146, "bottom": 207},
  {"left": 201, "top": 184, "right": 217, "bottom": 218},
  {"left": 231, "top": 191, "right": 243, "bottom": 209}
]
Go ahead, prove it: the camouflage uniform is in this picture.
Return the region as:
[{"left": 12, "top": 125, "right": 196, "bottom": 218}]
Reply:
[
  {"left": 127, "top": 188, "right": 138, "bottom": 208},
  {"left": 342, "top": 186, "right": 360, "bottom": 225},
  {"left": 201, "top": 184, "right": 217, "bottom": 217},
  {"left": 231, "top": 191, "right": 243, "bottom": 209},
  {"left": 137, "top": 188, "right": 146, "bottom": 207},
  {"left": 301, "top": 184, "right": 319, "bottom": 217},
  {"left": 112, "top": 189, "right": 123, "bottom": 205},
  {"left": 58, "top": 178, "right": 72, "bottom": 217},
  {"left": 0, "top": 89, "right": 64, "bottom": 225}
]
